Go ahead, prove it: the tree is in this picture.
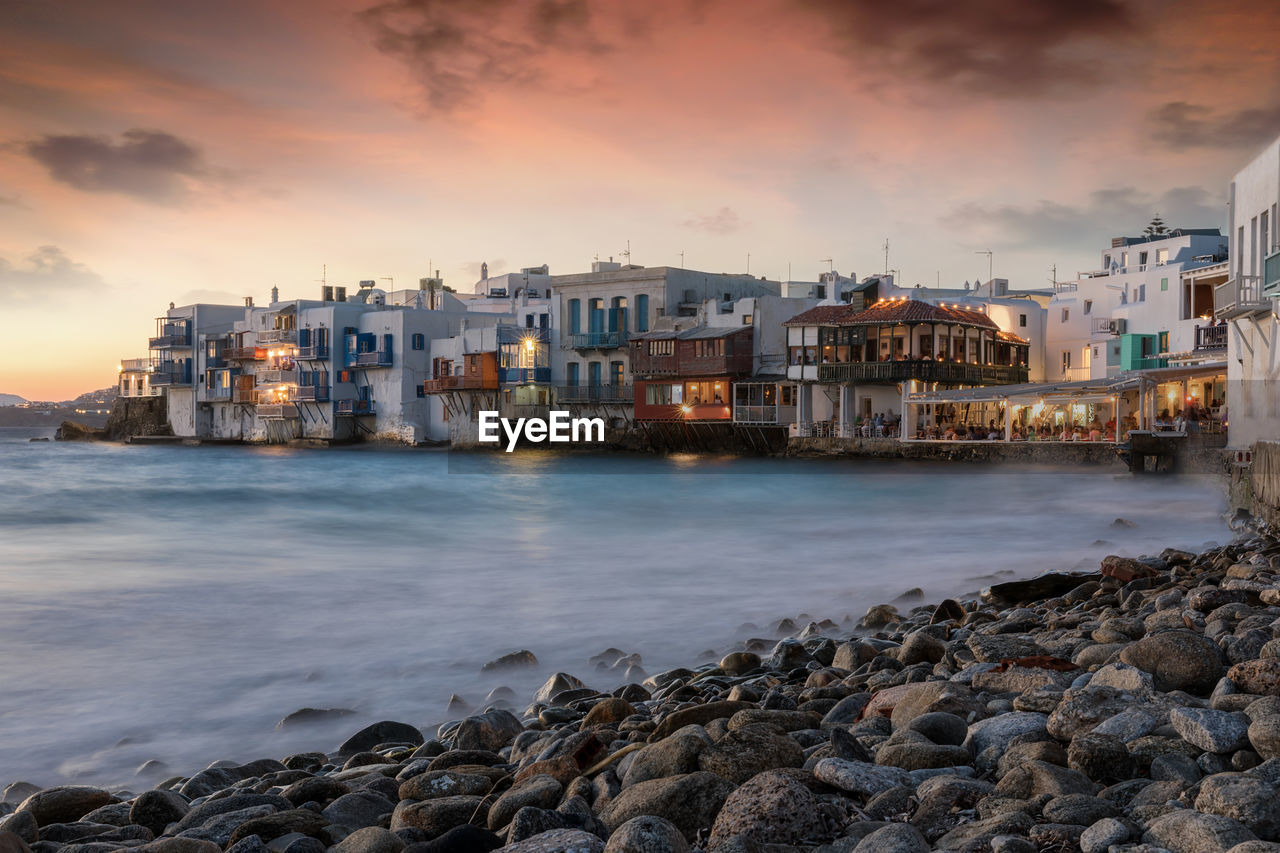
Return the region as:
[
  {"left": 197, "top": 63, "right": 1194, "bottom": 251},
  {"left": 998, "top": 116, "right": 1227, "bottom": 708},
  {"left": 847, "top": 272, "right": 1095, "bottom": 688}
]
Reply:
[{"left": 1144, "top": 214, "right": 1168, "bottom": 238}]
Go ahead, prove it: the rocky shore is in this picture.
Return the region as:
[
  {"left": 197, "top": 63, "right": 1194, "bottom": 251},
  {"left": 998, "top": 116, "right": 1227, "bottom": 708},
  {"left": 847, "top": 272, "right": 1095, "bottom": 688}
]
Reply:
[{"left": 8, "top": 526, "right": 1280, "bottom": 853}]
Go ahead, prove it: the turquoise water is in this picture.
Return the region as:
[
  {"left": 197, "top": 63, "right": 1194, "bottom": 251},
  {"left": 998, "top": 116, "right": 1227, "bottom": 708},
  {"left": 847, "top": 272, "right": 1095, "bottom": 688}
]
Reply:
[{"left": 0, "top": 427, "right": 1228, "bottom": 787}]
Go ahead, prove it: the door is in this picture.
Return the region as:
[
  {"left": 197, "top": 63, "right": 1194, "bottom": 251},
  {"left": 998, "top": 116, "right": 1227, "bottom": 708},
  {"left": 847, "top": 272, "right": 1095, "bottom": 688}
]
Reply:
[
  {"left": 588, "top": 362, "right": 602, "bottom": 387},
  {"left": 566, "top": 362, "right": 579, "bottom": 387}
]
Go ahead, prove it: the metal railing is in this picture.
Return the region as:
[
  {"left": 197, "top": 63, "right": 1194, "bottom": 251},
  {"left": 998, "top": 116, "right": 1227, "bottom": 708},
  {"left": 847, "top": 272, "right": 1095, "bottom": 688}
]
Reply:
[
  {"left": 816, "top": 361, "right": 1027, "bottom": 385},
  {"left": 335, "top": 399, "right": 375, "bottom": 415},
  {"left": 297, "top": 345, "right": 330, "bottom": 360},
  {"left": 225, "top": 346, "right": 263, "bottom": 361},
  {"left": 290, "top": 386, "right": 330, "bottom": 402},
  {"left": 148, "top": 364, "right": 192, "bottom": 386},
  {"left": 1216, "top": 276, "right": 1272, "bottom": 319},
  {"left": 733, "top": 405, "right": 795, "bottom": 425},
  {"left": 255, "top": 369, "right": 297, "bottom": 385},
  {"left": 347, "top": 351, "right": 392, "bottom": 367},
  {"left": 570, "top": 331, "right": 628, "bottom": 349},
  {"left": 1194, "top": 324, "right": 1227, "bottom": 351},
  {"left": 257, "top": 403, "right": 299, "bottom": 419},
  {"left": 556, "top": 384, "right": 633, "bottom": 404},
  {"left": 119, "top": 358, "right": 152, "bottom": 372},
  {"left": 794, "top": 421, "right": 899, "bottom": 439},
  {"left": 149, "top": 328, "right": 192, "bottom": 348}
]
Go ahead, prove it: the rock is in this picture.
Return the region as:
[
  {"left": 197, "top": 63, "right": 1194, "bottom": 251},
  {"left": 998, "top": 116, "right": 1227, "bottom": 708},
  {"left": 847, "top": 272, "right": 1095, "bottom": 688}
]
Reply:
[
  {"left": 339, "top": 721, "right": 424, "bottom": 755},
  {"left": 533, "top": 674, "right": 586, "bottom": 705},
  {"left": 0, "top": 833, "right": 30, "bottom": 853},
  {"left": 860, "top": 605, "right": 899, "bottom": 629},
  {"left": 1080, "top": 817, "right": 1129, "bottom": 853},
  {"left": 812, "top": 758, "right": 912, "bottom": 798},
  {"left": 1089, "top": 662, "right": 1154, "bottom": 693},
  {"left": 322, "top": 791, "right": 396, "bottom": 830},
  {"left": 1091, "top": 707, "right": 1158, "bottom": 742},
  {"left": 454, "top": 710, "right": 524, "bottom": 752},
  {"left": 726, "top": 709, "right": 821, "bottom": 733},
  {"left": 390, "top": 797, "right": 489, "bottom": 837},
  {"left": 1119, "top": 630, "right": 1225, "bottom": 694},
  {"left": 600, "top": 772, "right": 735, "bottom": 842},
  {"left": 888, "top": 682, "right": 981, "bottom": 728},
  {"left": 896, "top": 631, "right": 945, "bottom": 666},
  {"left": 413, "top": 824, "right": 502, "bottom": 852},
  {"left": 906, "top": 712, "right": 967, "bottom": 747},
  {"left": 136, "top": 840, "right": 223, "bottom": 853},
  {"left": 499, "top": 829, "right": 603, "bottom": 852},
  {"left": 330, "top": 827, "right": 405, "bottom": 853},
  {"left": 1170, "top": 707, "right": 1252, "bottom": 753},
  {"left": 1143, "top": 808, "right": 1258, "bottom": 853},
  {"left": 972, "top": 666, "right": 1074, "bottom": 693},
  {"left": 622, "top": 736, "right": 706, "bottom": 786},
  {"left": 129, "top": 791, "right": 189, "bottom": 836},
  {"left": 1196, "top": 773, "right": 1280, "bottom": 839},
  {"left": 822, "top": 694, "right": 871, "bottom": 727},
  {"left": 281, "top": 777, "right": 351, "bottom": 807},
  {"left": 649, "top": 702, "right": 754, "bottom": 740},
  {"left": 708, "top": 770, "right": 823, "bottom": 847},
  {"left": 931, "top": 599, "right": 965, "bottom": 624},
  {"left": 875, "top": 736, "right": 970, "bottom": 771},
  {"left": 177, "top": 806, "right": 277, "bottom": 847},
  {"left": 0, "top": 813, "right": 37, "bottom": 845},
  {"left": 697, "top": 725, "right": 805, "bottom": 784},
  {"left": 398, "top": 770, "right": 496, "bottom": 801},
  {"left": 276, "top": 708, "right": 357, "bottom": 729},
  {"left": 487, "top": 776, "right": 562, "bottom": 832},
  {"left": 582, "top": 699, "right": 636, "bottom": 727},
  {"left": 482, "top": 650, "right": 538, "bottom": 671},
  {"left": 227, "top": 810, "right": 328, "bottom": 847},
  {"left": 1250, "top": 716, "right": 1280, "bottom": 759},
  {"left": 1041, "top": 794, "right": 1117, "bottom": 826},
  {"left": 994, "top": 760, "right": 1098, "bottom": 799},
  {"left": 16, "top": 788, "right": 115, "bottom": 827},
  {"left": 718, "top": 653, "right": 761, "bottom": 676},
  {"left": 963, "top": 712, "right": 1048, "bottom": 758},
  {"left": 3, "top": 785, "right": 41, "bottom": 806},
  {"left": 849, "top": 823, "right": 929, "bottom": 852},
  {"left": 602, "top": 815, "right": 688, "bottom": 853},
  {"left": 1047, "top": 686, "right": 1136, "bottom": 740},
  {"left": 1100, "top": 555, "right": 1156, "bottom": 582},
  {"left": 966, "top": 634, "right": 1046, "bottom": 663},
  {"left": 934, "top": 812, "right": 1033, "bottom": 850},
  {"left": 1231, "top": 660, "right": 1280, "bottom": 696},
  {"left": 170, "top": 795, "right": 290, "bottom": 836},
  {"left": 983, "top": 572, "right": 1102, "bottom": 605}
]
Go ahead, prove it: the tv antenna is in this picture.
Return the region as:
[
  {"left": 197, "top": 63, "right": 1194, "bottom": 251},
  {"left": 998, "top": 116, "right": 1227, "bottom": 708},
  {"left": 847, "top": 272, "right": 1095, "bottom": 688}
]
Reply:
[
  {"left": 678, "top": 250, "right": 684, "bottom": 268},
  {"left": 315, "top": 263, "right": 327, "bottom": 288},
  {"left": 620, "top": 240, "right": 631, "bottom": 266},
  {"left": 975, "top": 249, "right": 993, "bottom": 284},
  {"left": 882, "top": 239, "right": 890, "bottom": 275},
  {"left": 820, "top": 258, "right": 833, "bottom": 273}
]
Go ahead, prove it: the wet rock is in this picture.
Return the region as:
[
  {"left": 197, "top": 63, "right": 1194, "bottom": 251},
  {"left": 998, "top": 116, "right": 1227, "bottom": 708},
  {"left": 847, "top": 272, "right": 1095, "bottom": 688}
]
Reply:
[
  {"left": 896, "top": 631, "right": 945, "bottom": 666},
  {"left": 623, "top": 736, "right": 706, "bottom": 786},
  {"left": 0, "top": 813, "right": 37, "bottom": 845},
  {"left": 983, "top": 572, "right": 1102, "bottom": 605},
  {"left": 390, "top": 797, "right": 489, "bottom": 837},
  {"left": 583, "top": 699, "right": 636, "bottom": 727},
  {"left": 766, "top": 638, "right": 812, "bottom": 670},
  {"left": 931, "top": 599, "right": 965, "bottom": 624},
  {"left": 1119, "top": 630, "right": 1225, "bottom": 694},
  {"left": 487, "top": 776, "right": 561, "bottom": 833},
  {"left": 128, "top": 791, "right": 189, "bottom": 836},
  {"left": 1170, "top": 707, "right": 1252, "bottom": 753},
  {"left": 966, "top": 634, "right": 1046, "bottom": 663},
  {"left": 1196, "top": 773, "right": 1280, "bottom": 839},
  {"left": 649, "top": 702, "right": 754, "bottom": 740},
  {"left": 406, "top": 824, "right": 502, "bottom": 852},
  {"left": 227, "top": 810, "right": 328, "bottom": 847},
  {"left": 601, "top": 816, "right": 688, "bottom": 853},
  {"left": 708, "top": 770, "right": 823, "bottom": 848},
  {"left": 16, "top": 788, "right": 115, "bottom": 827},
  {"left": 1143, "top": 808, "right": 1258, "bottom": 853},
  {"left": 812, "top": 758, "right": 911, "bottom": 798},
  {"left": 398, "top": 771, "right": 495, "bottom": 801},
  {"left": 905, "top": 712, "right": 967, "bottom": 746},
  {"left": 339, "top": 722, "right": 424, "bottom": 755},
  {"left": 482, "top": 650, "right": 538, "bottom": 671},
  {"left": 717, "top": 653, "right": 761, "bottom": 676},
  {"left": 860, "top": 605, "right": 899, "bottom": 629},
  {"left": 322, "top": 791, "right": 396, "bottom": 830},
  {"left": 177, "top": 806, "right": 278, "bottom": 847},
  {"left": 600, "top": 773, "right": 735, "bottom": 842},
  {"left": 454, "top": 710, "right": 524, "bottom": 752},
  {"left": 276, "top": 708, "right": 357, "bottom": 730}
]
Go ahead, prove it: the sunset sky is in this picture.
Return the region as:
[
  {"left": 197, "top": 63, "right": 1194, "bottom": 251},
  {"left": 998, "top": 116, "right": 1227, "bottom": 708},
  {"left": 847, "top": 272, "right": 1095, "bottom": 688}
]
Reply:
[{"left": 2, "top": 0, "right": 1278, "bottom": 399}]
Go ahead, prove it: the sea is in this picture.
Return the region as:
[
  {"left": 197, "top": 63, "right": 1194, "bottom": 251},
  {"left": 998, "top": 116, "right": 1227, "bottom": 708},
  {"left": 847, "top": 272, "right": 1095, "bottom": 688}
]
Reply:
[{"left": 0, "top": 426, "right": 1230, "bottom": 789}]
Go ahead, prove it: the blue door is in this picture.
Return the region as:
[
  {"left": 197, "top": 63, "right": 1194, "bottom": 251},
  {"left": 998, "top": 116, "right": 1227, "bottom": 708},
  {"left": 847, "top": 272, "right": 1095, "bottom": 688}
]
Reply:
[
  {"left": 588, "top": 362, "right": 602, "bottom": 387},
  {"left": 567, "top": 363, "right": 579, "bottom": 387}
]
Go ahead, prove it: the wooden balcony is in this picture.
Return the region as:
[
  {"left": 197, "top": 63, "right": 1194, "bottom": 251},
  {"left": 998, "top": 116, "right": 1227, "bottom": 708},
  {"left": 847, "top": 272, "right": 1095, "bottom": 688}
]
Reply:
[
  {"left": 423, "top": 375, "right": 499, "bottom": 394},
  {"left": 232, "top": 388, "right": 258, "bottom": 404},
  {"left": 257, "top": 403, "right": 299, "bottom": 419},
  {"left": 225, "top": 346, "right": 265, "bottom": 361},
  {"left": 816, "top": 360, "right": 1028, "bottom": 385},
  {"left": 1194, "top": 324, "right": 1227, "bottom": 351}
]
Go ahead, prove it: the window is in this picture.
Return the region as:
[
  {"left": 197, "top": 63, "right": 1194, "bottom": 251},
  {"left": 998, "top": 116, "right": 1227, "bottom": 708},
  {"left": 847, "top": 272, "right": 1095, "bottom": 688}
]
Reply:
[
  {"left": 1161, "top": 277, "right": 1169, "bottom": 292},
  {"left": 1138, "top": 251, "right": 1148, "bottom": 268},
  {"left": 742, "top": 314, "right": 753, "bottom": 325},
  {"left": 1061, "top": 308, "right": 1069, "bottom": 322},
  {"left": 1138, "top": 284, "right": 1146, "bottom": 302},
  {"left": 692, "top": 339, "right": 724, "bottom": 358},
  {"left": 1157, "top": 248, "right": 1169, "bottom": 265},
  {"left": 647, "top": 339, "right": 674, "bottom": 356},
  {"left": 1019, "top": 313, "right": 1027, "bottom": 327},
  {"left": 788, "top": 346, "right": 817, "bottom": 366},
  {"left": 722, "top": 292, "right": 731, "bottom": 302},
  {"left": 1121, "top": 252, "right": 1129, "bottom": 268},
  {"left": 815, "top": 285, "right": 826, "bottom": 299},
  {"left": 780, "top": 385, "right": 795, "bottom": 406},
  {"left": 525, "top": 313, "right": 534, "bottom": 328},
  {"left": 635, "top": 294, "right": 649, "bottom": 332},
  {"left": 609, "top": 361, "right": 624, "bottom": 387},
  {"left": 411, "top": 333, "right": 424, "bottom": 350},
  {"left": 1062, "top": 351, "right": 1072, "bottom": 371},
  {"left": 567, "top": 363, "right": 579, "bottom": 386},
  {"left": 1104, "top": 254, "right": 1112, "bottom": 269},
  {"left": 645, "top": 384, "right": 681, "bottom": 405},
  {"left": 539, "top": 313, "right": 548, "bottom": 330},
  {"left": 568, "top": 298, "right": 581, "bottom": 335},
  {"left": 1083, "top": 301, "right": 1091, "bottom": 315}
]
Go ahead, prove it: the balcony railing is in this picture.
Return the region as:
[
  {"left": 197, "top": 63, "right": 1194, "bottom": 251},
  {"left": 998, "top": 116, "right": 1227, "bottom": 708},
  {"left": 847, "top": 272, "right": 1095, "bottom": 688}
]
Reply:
[
  {"left": 258, "top": 329, "right": 297, "bottom": 344},
  {"left": 556, "top": 384, "right": 633, "bottom": 404},
  {"left": 149, "top": 326, "right": 192, "bottom": 349},
  {"left": 206, "top": 384, "right": 233, "bottom": 399},
  {"left": 232, "top": 388, "right": 257, "bottom": 404},
  {"left": 335, "top": 399, "right": 374, "bottom": 415},
  {"left": 1216, "top": 276, "right": 1272, "bottom": 320},
  {"left": 148, "top": 363, "right": 193, "bottom": 386},
  {"left": 346, "top": 351, "right": 393, "bottom": 368},
  {"left": 570, "top": 331, "right": 628, "bottom": 349},
  {"left": 500, "top": 367, "right": 552, "bottom": 384},
  {"left": 257, "top": 403, "right": 299, "bottom": 419},
  {"left": 255, "top": 369, "right": 297, "bottom": 385},
  {"left": 733, "top": 405, "right": 795, "bottom": 425},
  {"left": 119, "top": 358, "right": 152, "bottom": 372},
  {"left": 1194, "top": 324, "right": 1227, "bottom": 351},
  {"left": 225, "top": 346, "right": 264, "bottom": 361},
  {"left": 297, "top": 345, "right": 330, "bottom": 360},
  {"left": 423, "top": 375, "right": 499, "bottom": 394},
  {"left": 205, "top": 354, "right": 226, "bottom": 369},
  {"left": 290, "top": 386, "right": 330, "bottom": 402},
  {"left": 815, "top": 361, "right": 1028, "bottom": 385}
]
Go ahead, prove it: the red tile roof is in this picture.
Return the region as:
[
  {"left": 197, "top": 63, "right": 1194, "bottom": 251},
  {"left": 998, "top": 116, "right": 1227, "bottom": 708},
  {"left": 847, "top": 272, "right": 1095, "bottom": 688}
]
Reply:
[
  {"left": 784, "top": 298, "right": 1001, "bottom": 330},
  {"left": 996, "top": 330, "right": 1030, "bottom": 345}
]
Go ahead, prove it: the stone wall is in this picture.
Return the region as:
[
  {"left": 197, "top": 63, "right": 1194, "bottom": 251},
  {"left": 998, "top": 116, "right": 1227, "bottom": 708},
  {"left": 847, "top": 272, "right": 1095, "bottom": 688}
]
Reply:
[
  {"left": 1251, "top": 441, "right": 1280, "bottom": 527},
  {"left": 784, "top": 438, "right": 1124, "bottom": 465},
  {"left": 103, "top": 396, "right": 172, "bottom": 441}
]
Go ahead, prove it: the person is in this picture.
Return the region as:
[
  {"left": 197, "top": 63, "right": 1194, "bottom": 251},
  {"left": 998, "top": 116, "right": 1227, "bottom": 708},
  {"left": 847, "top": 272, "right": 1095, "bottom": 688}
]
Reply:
[
  {"left": 1088, "top": 426, "right": 1102, "bottom": 442},
  {"left": 874, "top": 413, "right": 885, "bottom": 435},
  {"left": 987, "top": 428, "right": 1001, "bottom": 440}
]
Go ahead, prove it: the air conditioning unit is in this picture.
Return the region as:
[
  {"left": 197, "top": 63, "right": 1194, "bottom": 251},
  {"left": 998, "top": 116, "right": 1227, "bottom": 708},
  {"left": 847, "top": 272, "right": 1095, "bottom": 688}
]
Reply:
[
  {"left": 1108, "top": 319, "right": 1127, "bottom": 335},
  {"left": 322, "top": 285, "right": 334, "bottom": 303}
]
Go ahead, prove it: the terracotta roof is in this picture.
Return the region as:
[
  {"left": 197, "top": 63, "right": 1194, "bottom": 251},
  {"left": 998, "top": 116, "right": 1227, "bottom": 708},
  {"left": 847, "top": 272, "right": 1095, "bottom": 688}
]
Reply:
[
  {"left": 997, "top": 330, "right": 1030, "bottom": 345},
  {"left": 782, "top": 304, "right": 858, "bottom": 326},
  {"left": 843, "top": 298, "right": 999, "bottom": 329}
]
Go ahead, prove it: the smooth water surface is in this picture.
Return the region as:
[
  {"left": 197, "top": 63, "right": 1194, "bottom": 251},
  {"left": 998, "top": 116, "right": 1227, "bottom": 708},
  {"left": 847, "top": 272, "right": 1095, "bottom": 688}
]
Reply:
[{"left": 0, "top": 427, "right": 1229, "bottom": 787}]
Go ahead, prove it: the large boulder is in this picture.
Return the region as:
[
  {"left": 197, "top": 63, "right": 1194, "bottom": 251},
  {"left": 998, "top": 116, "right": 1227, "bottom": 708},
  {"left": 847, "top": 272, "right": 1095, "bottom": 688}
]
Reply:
[
  {"left": 600, "top": 773, "right": 735, "bottom": 842},
  {"left": 339, "top": 721, "right": 424, "bottom": 755},
  {"left": 1196, "top": 773, "right": 1280, "bottom": 840},
  {"left": 602, "top": 816, "right": 689, "bottom": 853},
  {"left": 1119, "top": 631, "right": 1225, "bottom": 694},
  {"left": 696, "top": 725, "right": 805, "bottom": 784},
  {"left": 1143, "top": 809, "right": 1257, "bottom": 853},
  {"left": 708, "top": 770, "right": 825, "bottom": 848},
  {"left": 453, "top": 710, "right": 524, "bottom": 752},
  {"left": 1170, "top": 708, "right": 1252, "bottom": 754},
  {"left": 16, "top": 788, "right": 115, "bottom": 827}
]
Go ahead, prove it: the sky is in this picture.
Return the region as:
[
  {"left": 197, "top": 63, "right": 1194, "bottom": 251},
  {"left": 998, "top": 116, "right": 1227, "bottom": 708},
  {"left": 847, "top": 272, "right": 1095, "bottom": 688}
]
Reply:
[{"left": 1, "top": 0, "right": 1279, "bottom": 400}]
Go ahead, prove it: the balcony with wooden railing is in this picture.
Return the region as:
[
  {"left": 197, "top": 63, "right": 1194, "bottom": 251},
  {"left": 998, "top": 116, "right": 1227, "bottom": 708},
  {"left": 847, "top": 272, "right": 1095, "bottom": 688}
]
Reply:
[
  {"left": 256, "top": 403, "right": 299, "bottom": 419},
  {"left": 423, "top": 374, "right": 499, "bottom": 394},
  {"left": 225, "top": 345, "right": 265, "bottom": 361},
  {"left": 556, "top": 384, "right": 633, "bottom": 404},
  {"left": 816, "top": 360, "right": 1028, "bottom": 385},
  {"left": 1194, "top": 324, "right": 1228, "bottom": 351}
]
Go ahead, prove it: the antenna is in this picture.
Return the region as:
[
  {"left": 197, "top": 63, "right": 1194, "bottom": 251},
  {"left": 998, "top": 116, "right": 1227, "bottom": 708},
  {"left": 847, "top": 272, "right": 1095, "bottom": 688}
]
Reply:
[
  {"left": 883, "top": 239, "right": 890, "bottom": 275},
  {"left": 974, "top": 249, "right": 993, "bottom": 285},
  {"left": 620, "top": 240, "right": 631, "bottom": 266},
  {"left": 678, "top": 250, "right": 684, "bottom": 268},
  {"left": 1049, "top": 264, "right": 1058, "bottom": 288},
  {"left": 380, "top": 276, "right": 393, "bottom": 290},
  {"left": 315, "top": 263, "right": 327, "bottom": 288},
  {"left": 820, "top": 258, "right": 833, "bottom": 273},
  {"left": 746, "top": 252, "right": 750, "bottom": 275}
]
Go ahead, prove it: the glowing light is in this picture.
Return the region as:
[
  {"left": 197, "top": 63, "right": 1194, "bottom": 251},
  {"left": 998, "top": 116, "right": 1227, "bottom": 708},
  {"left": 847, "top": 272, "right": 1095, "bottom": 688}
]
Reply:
[{"left": 680, "top": 404, "right": 692, "bottom": 415}]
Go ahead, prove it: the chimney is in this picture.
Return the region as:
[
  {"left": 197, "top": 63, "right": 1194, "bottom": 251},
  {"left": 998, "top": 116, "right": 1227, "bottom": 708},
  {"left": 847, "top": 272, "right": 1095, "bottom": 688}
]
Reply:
[
  {"left": 271, "top": 286, "right": 279, "bottom": 303},
  {"left": 244, "top": 296, "right": 254, "bottom": 307}
]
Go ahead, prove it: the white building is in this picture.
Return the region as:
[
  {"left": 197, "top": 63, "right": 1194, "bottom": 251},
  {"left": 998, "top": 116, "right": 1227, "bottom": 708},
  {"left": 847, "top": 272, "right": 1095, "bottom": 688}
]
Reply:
[{"left": 1220, "top": 135, "right": 1280, "bottom": 447}]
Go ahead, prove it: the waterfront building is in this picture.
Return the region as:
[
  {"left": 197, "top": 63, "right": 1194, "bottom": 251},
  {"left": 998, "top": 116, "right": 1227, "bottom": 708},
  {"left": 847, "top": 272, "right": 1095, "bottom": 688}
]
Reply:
[
  {"left": 1044, "top": 230, "right": 1228, "bottom": 383},
  {"left": 1219, "top": 134, "right": 1280, "bottom": 447},
  {"left": 783, "top": 296, "right": 1031, "bottom": 438}
]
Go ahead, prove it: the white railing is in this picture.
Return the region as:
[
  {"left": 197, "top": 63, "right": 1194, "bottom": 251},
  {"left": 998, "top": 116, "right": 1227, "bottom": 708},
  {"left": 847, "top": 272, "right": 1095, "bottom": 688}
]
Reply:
[
  {"left": 1216, "top": 275, "right": 1271, "bottom": 320},
  {"left": 258, "top": 329, "right": 297, "bottom": 344}
]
